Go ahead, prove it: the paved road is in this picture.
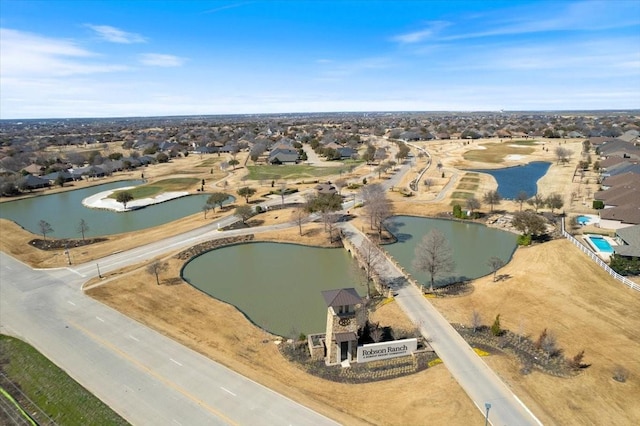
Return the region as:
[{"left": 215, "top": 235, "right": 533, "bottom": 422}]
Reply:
[
  {"left": 339, "top": 222, "right": 542, "bottom": 426},
  {"left": 1, "top": 250, "right": 338, "bottom": 426}
]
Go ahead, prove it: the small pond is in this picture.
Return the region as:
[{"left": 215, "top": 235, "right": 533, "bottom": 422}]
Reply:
[
  {"left": 468, "top": 161, "right": 551, "bottom": 199},
  {"left": 0, "top": 180, "right": 231, "bottom": 238},
  {"left": 384, "top": 216, "right": 518, "bottom": 288},
  {"left": 182, "top": 216, "right": 518, "bottom": 337}
]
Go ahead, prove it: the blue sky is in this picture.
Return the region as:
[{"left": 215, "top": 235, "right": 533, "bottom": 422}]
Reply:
[{"left": 1, "top": 0, "right": 639, "bottom": 119}]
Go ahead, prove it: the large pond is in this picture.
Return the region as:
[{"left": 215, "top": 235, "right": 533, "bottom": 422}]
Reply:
[
  {"left": 182, "top": 216, "right": 518, "bottom": 337},
  {"left": 0, "top": 180, "right": 229, "bottom": 238},
  {"left": 469, "top": 161, "right": 551, "bottom": 199},
  {"left": 182, "top": 242, "right": 367, "bottom": 337}
]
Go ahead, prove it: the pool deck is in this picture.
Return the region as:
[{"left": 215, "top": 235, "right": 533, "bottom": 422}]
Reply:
[{"left": 582, "top": 234, "right": 617, "bottom": 260}]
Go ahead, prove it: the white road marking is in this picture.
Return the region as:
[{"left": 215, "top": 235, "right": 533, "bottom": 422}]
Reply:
[
  {"left": 129, "top": 335, "right": 139, "bottom": 342},
  {"left": 95, "top": 316, "right": 105, "bottom": 322},
  {"left": 5, "top": 266, "right": 12, "bottom": 270},
  {"left": 172, "top": 419, "right": 182, "bottom": 426},
  {"left": 220, "top": 386, "right": 236, "bottom": 397},
  {"left": 169, "top": 358, "right": 183, "bottom": 366},
  {"left": 67, "top": 300, "right": 76, "bottom": 306}
]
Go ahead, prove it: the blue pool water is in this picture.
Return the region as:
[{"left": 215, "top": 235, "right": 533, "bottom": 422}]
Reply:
[
  {"left": 577, "top": 215, "right": 590, "bottom": 225},
  {"left": 468, "top": 161, "right": 551, "bottom": 199},
  {"left": 587, "top": 235, "right": 614, "bottom": 253}
]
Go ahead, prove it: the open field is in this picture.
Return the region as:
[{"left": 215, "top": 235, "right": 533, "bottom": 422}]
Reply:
[
  {"left": 0, "top": 334, "right": 129, "bottom": 426},
  {"left": 2, "top": 136, "right": 638, "bottom": 424}
]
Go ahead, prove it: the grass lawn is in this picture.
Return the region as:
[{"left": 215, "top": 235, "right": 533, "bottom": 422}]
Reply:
[
  {"left": 246, "top": 164, "right": 352, "bottom": 181},
  {"left": 0, "top": 335, "right": 129, "bottom": 426},
  {"left": 450, "top": 191, "right": 474, "bottom": 200},
  {"left": 455, "top": 183, "right": 479, "bottom": 191},
  {"left": 109, "top": 178, "right": 200, "bottom": 199},
  {"left": 463, "top": 143, "right": 536, "bottom": 163}
]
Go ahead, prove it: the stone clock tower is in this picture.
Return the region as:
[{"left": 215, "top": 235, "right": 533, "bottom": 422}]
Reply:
[{"left": 321, "top": 288, "right": 365, "bottom": 365}]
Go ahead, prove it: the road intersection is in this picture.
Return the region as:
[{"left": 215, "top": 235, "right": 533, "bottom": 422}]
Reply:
[{"left": 1, "top": 155, "right": 541, "bottom": 425}]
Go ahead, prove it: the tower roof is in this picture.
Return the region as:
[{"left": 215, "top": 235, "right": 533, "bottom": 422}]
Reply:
[{"left": 321, "top": 288, "right": 362, "bottom": 307}]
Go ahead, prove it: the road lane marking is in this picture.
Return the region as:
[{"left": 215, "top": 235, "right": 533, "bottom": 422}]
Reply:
[
  {"left": 220, "top": 387, "right": 236, "bottom": 397},
  {"left": 96, "top": 316, "right": 105, "bottom": 322},
  {"left": 69, "top": 320, "right": 239, "bottom": 425},
  {"left": 129, "top": 335, "right": 139, "bottom": 342},
  {"left": 172, "top": 419, "right": 182, "bottom": 426},
  {"left": 67, "top": 300, "right": 76, "bottom": 306},
  {"left": 170, "top": 358, "right": 183, "bottom": 366}
]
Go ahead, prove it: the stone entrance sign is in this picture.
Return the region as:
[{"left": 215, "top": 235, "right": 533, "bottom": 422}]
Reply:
[{"left": 356, "top": 338, "right": 418, "bottom": 363}]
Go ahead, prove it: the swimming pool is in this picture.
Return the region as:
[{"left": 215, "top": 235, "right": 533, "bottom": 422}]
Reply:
[
  {"left": 577, "top": 215, "right": 590, "bottom": 225},
  {"left": 586, "top": 235, "right": 614, "bottom": 253}
]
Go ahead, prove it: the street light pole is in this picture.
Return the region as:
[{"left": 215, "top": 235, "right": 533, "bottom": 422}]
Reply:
[
  {"left": 484, "top": 402, "right": 492, "bottom": 426},
  {"left": 64, "top": 244, "right": 71, "bottom": 265}
]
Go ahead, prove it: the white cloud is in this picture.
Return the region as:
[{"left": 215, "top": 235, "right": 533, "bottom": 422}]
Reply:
[
  {"left": 86, "top": 24, "right": 146, "bottom": 44},
  {"left": 0, "top": 28, "right": 128, "bottom": 77},
  {"left": 392, "top": 21, "right": 450, "bottom": 44},
  {"left": 139, "top": 53, "right": 186, "bottom": 67}
]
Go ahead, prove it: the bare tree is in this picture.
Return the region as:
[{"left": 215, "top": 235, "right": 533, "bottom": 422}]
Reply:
[
  {"left": 554, "top": 146, "right": 572, "bottom": 165},
  {"left": 293, "top": 206, "right": 307, "bottom": 236},
  {"left": 482, "top": 190, "right": 502, "bottom": 212},
  {"left": 412, "top": 229, "right": 455, "bottom": 292},
  {"left": 359, "top": 238, "right": 383, "bottom": 298},
  {"left": 207, "top": 192, "right": 228, "bottom": 212},
  {"left": 512, "top": 211, "right": 547, "bottom": 237},
  {"left": 278, "top": 182, "right": 287, "bottom": 206},
  {"left": 146, "top": 261, "right": 169, "bottom": 285},
  {"left": 515, "top": 190, "right": 529, "bottom": 211},
  {"left": 465, "top": 197, "right": 481, "bottom": 216},
  {"left": 360, "top": 183, "right": 393, "bottom": 239},
  {"left": 527, "top": 193, "right": 546, "bottom": 212},
  {"left": 39, "top": 220, "right": 53, "bottom": 241},
  {"left": 334, "top": 178, "right": 347, "bottom": 195},
  {"left": 545, "top": 193, "right": 564, "bottom": 214},
  {"left": 202, "top": 203, "right": 212, "bottom": 219},
  {"left": 77, "top": 219, "right": 89, "bottom": 241},
  {"left": 235, "top": 205, "right": 253, "bottom": 224},
  {"left": 471, "top": 309, "right": 482, "bottom": 333},
  {"left": 487, "top": 257, "right": 504, "bottom": 282}
]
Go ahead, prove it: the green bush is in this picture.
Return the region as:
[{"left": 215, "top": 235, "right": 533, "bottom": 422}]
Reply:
[
  {"left": 517, "top": 234, "right": 532, "bottom": 246},
  {"left": 452, "top": 204, "right": 464, "bottom": 219},
  {"left": 254, "top": 205, "right": 263, "bottom": 213},
  {"left": 592, "top": 200, "right": 604, "bottom": 209},
  {"left": 491, "top": 314, "right": 502, "bottom": 336}
]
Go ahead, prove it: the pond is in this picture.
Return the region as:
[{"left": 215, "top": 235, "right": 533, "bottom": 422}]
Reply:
[
  {"left": 182, "top": 216, "right": 518, "bottom": 337},
  {"left": 384, "top": 216, "right": 518, "bottom": 288},
  {"left": 0, "top": 180, "right": 231, "bottom": 238},
  {"left": 468, "top": 161, "right": 551, "bottom": 199},
  {"left": 182, "top": 242, "right": 366, "bottom": 337}
]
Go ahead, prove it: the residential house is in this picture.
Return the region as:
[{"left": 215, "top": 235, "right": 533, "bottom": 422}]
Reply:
[{"left": 613, "top": 225, "right": 640, "bottom": 259}]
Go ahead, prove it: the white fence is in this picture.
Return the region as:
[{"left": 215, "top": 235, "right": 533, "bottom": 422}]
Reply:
[{"left": 561, "top": 218, "right": 640, "bottom": 292}]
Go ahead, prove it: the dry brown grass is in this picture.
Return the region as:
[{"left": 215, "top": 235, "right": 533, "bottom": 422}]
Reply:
[
  {"left": 3, "top": 137, "right": 638, "bottom": 424},
  {"left": 430, "top": 239, "right": 640, "bottom": 425},
  {"left": 85, "top": 224, "right": 482, "bottom": 426}
]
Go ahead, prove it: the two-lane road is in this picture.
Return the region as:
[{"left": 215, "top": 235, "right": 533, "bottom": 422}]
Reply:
[{"left": 0, "top": 253, "right": 339, "bottom": 425}]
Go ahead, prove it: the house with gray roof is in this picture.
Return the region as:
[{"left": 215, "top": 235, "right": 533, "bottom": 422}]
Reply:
[
  {"left": 614, "top": 225, "right": 640, "bottom": 258},
  {"left": 268, "top": 147, "right": 299, "bottom": 164},
  {"left": 20, "top": 174, "right": 50, "bottom": 190}
]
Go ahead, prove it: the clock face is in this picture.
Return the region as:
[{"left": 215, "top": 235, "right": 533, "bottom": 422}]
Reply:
[{"left": 339, "top": 318, "right": 350, "bottom": 326}]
